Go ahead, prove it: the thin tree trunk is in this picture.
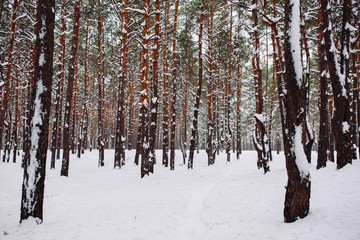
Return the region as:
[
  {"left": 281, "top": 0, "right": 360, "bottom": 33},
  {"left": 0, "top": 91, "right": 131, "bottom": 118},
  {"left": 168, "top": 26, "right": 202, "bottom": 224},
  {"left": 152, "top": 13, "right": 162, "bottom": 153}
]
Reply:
[
  {"left": 149, "top": 0, "right": 160, "bottom": 171},
  {"left": 0, "top": 0, "right": 18, "bottom": 158},
  {"left": 169, "top": 0, "right": 180, "bottom": 171},
  {"left": 61, "top": 0, "right": 81, "bottom": 177},
  {"left": 252, "top": 0, "right": 269, "bottom": 173},
  {"left": 50, "top": 0, "right": 66, "bottom": 168},
  {"left": 188, "top": 0, "right": 204, "bottom": 169},
  {"left": 97, "top": 9, "right": 104, "bottom": 167},
  {"left": 162, "top": 0, "right": 170, "bottom": 167},
  {"left": 317, "top": 0, "right": 329, "bottom": 169},
  {"left": 114, "top": 0, "right": 128, "bottom": 169}
]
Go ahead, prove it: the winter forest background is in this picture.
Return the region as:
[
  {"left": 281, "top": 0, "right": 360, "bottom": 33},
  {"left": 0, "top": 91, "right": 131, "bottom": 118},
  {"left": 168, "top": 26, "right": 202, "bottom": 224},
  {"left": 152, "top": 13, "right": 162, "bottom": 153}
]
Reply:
[{"left": 0, "top": 0, "right": 360, "bottom": 239}]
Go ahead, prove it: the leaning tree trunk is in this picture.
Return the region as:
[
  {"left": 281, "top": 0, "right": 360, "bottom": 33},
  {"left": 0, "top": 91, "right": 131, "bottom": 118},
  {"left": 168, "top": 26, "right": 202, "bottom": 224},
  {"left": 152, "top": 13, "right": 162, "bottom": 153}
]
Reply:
[
  {"left": 282, "top": 0, "right": 311, "bottom": 223},
  {"left": 20, "top": 0, "right": 55, "bottom": 223},
  {"left": 61, "top": 0, "right": 81, "bottom": 177}
]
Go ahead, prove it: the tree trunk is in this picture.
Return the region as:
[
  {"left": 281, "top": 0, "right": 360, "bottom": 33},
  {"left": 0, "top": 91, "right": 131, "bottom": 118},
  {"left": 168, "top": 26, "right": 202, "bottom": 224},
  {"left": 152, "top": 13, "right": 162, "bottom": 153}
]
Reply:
[
  {"left": 252, "top": 0, "right": 269, "bottom": 173},
  {"left": 317, "top": 0, "right": 329, "bottom": 169},
  {"left": 20, "top": 0, "right": 55, "bottom": 223},
  {"left": 114, "top": 0, "right": 128, "bottom": 169},
  {"left": 97, "top": 10, "right": 104, "bottom": 167},
  {"left": 321, "top": 0, "right": 353, "bottom": 169},
  {"left": 283, "top": 0, "right": 311, "bottom": 223},
  {"left": 139, "top": 0, "right": 151, "bottom": 178},
  {"left": 162, "top": 0, "right": 170, "bottom": 167},
  {"left": 149, "top": 0, "right": 160, "bottom": 171},
  {"left": 0, "top": 0, "right": 18, "bottom": 158},
  {"left": 169, "top": 0, "right": 180, "bottom": 171},
  {"left": 61, "top": 0, "right": 81, "bottom": 177},
  {"left": 188, "top": 0, "right": 204, "bottom": 169}
]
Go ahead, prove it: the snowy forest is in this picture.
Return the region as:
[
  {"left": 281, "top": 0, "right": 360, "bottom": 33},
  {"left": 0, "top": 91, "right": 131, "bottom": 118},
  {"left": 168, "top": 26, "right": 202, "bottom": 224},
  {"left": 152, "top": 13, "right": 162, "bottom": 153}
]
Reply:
[{"left": 0, "top": 0, "right": 360, "bottom": 239}]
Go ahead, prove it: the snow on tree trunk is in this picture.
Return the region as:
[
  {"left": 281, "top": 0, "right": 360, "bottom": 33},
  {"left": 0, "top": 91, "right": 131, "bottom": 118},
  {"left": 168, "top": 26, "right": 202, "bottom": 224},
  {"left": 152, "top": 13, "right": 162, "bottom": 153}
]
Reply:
[
  {"left": 161, "top": 0, "right": 170, "bottom": 168},
  {"left": 282, "top": 0, "right": 311, "bottom": 223},
  {"left": 169, "top": 0, "right": 180, "bottom": 171},
  {"left": 20, "top": 0, "right": 55, "bottom": 223},
  {"left": 251, "top": 0, "right": 269, "bottom": 174},
  {"left": 139, "top": 0, "right": 152, "bottom": 178},
  {"left": 114, "top": 0, "right": 128, "bottom": 169},
  {"left": 149, "top": 0, "right": 160, "bottom": 171},
  {"left": 188, "top": 0, "right": 204, "bottom": 169},
  {"left": 317, "top": 1, "right": 329, "bottom": 169},
  {"left": 321, "top": 0, "right": 353, "bottom": 169}
]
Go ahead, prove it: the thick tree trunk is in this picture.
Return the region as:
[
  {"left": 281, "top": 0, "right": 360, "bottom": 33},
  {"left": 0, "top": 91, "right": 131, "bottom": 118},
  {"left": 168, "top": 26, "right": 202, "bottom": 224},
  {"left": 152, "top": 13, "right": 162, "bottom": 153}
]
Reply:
[
  {"left": 283, "top": 0, "right": 311, "bottom": 223},
  {"left": 20, "top": 0, "right": 55, "bottom": 223}
]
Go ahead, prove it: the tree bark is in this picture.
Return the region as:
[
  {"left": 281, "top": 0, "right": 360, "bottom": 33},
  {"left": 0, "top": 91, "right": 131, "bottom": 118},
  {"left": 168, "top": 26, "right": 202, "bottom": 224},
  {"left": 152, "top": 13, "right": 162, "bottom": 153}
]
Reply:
[
  {"left": 283, "top": 0, "right": 311, "bottom": 223},
  {"left": 114, "top": 0, "right": 128, "bottom": 169},
  {"left": 61, "top": 0, "right": 81, "bottom": 177},
  {"left": 169, "top": 0, "right": 180, "bottom": 171},
  {"left": 321, "top": 0, "right": 353, "bottom": 169},
  {"left": 188, "top": 0, "right": 205, "bottom": 169},
  {"left": 20, "top": 0, "right": 55, "bottom": 223}
]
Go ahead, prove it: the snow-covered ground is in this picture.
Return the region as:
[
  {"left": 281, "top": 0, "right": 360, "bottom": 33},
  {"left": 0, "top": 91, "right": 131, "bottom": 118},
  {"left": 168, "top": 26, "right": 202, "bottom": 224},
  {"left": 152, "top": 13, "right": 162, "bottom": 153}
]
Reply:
[{"left": 1, "top": 150, "right": 360, "bottom": 240}]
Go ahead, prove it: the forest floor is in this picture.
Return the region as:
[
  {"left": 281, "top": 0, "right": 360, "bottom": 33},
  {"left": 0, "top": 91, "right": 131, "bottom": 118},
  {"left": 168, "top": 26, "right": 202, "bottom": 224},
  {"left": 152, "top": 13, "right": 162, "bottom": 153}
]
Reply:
[{"left": 0, "top": 150, "right": 360, "bottom": 240}]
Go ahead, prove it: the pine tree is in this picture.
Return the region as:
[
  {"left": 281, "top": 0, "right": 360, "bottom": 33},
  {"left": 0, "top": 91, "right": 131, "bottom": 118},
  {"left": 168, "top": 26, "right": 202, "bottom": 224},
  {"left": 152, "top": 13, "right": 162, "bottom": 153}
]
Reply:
[{"left": 20, "top": 0, "right": 55, "bottom": 223}]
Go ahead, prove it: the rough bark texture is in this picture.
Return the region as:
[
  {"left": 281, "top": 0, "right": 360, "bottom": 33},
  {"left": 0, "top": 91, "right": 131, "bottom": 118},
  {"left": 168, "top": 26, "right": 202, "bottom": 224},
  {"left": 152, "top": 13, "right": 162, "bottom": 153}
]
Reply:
[
  {"left": 114, "top": 0, "right": 128, "bottom": 169},
  {"left": 149, "top": 0, "right": 160, "bottom": 170},
  {"left": 0, "top": 0, "right": 18, "bottom": 158},
  {"left": 97, "top": 11, "right": 104, "bottom": 167},
  {"left": 282, "top": 0, "right": 311, "bottom": 223},
  {"left": 50, "top": 0, "right": 66, "bottom": 168},
  {"left": 169, "top": 0, "right": 180, "bottom": 171},
  {"left": 321, "top": 0, "right": 353, "bottom": 169},
  {"left": 162, "top": 0, "right": 170, "bottom": 167},
  {"left": 317, "top": 1, "right": 329, "bottom": 169},
  {"left": 252, "top": 0, "right": 269, "bottom": 174},
  {"left": 20, "top": 0, "right": 55, "bottom": 223},
  {"left": 188, "top": 0, "right": 204, "bottom": 169},
  {"left": 61, "top": 0, "right": 81, "bottom": 177},
  {"left": 139, "top": 0, "right": 151, "bottom": 178}
]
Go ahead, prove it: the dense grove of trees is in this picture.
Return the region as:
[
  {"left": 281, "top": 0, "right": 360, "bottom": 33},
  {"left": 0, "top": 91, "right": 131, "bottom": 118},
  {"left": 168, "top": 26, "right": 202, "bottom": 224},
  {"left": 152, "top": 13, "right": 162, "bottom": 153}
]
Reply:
[{"left": 0, "top": 0, "right": 359, "bottom": 223}]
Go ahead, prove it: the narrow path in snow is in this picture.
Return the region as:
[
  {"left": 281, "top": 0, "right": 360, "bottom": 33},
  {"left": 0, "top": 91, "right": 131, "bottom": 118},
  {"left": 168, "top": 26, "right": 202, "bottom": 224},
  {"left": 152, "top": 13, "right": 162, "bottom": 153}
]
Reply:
[{"left": 175, "top": 160, "right": 239, "bottom": 239}]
